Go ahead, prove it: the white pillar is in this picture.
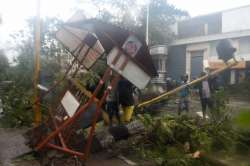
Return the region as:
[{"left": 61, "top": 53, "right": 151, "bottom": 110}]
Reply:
[
  {"left": 230, "top": 70, "right": 236, "bottom": 85},
  {"left": 146, "top": 3, "right": 149, "bottom": 45},
  {"left": 186, "top": 51, "right": 191, "bottom": 80}
]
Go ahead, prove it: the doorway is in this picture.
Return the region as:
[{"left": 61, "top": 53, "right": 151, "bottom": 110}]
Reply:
[{"left": 190, "top": 50, "right": 204, "bottom": 80}]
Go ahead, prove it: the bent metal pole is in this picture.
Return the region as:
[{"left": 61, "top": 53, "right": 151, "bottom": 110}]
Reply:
[{"left": 137, "top": 58, "right": 238, "bottom": 108}]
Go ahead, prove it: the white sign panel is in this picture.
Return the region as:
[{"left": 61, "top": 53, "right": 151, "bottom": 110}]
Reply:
[
  {"left": 56, "top": 26, "right": 104, "bottom": 69},
  {"left": 56, "top": 27, "right": 85, "bottom": 54},
  {"left": 122, "top": 35, "right": 142, "bottom": 57},
  {"left": 61, "top": 91, "right": 80, "bottom": 117},
  {"left": 107, "top": 47, "right": 151, "bottom": 89},
  {"left": 82, "top": 40, "right": 105, "bottom": 69}
]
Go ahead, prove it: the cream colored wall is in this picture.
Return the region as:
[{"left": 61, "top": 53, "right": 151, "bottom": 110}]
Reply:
[{"left": 185, "top": 39, "right": 243, "bottom": 83}]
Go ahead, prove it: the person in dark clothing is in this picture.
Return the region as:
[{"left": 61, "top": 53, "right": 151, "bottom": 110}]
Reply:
[
  {"left": 166, "top": 77, "right": 175, "bottom": 91},
  {"left": 117, "top": 78, "right": 135, "bottom": 123},
  {"left": 106, "top": 84, "right": 120, "bottom": 126},
  {"left": 178, "top": 74, "right": 190, "bottom": 115},
  {"left": 197, "top": 72, "right": 218, "bottom": 119}
]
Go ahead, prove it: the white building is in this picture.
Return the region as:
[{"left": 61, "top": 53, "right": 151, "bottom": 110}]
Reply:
[{"left": 152, "top": 5, "right": 250, "bottom": 85}]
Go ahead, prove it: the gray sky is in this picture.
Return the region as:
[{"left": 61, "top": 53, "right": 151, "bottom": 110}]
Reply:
[
  {"left": 1, "top": 0, "right": 250, "bottom": 52},
  {"left": 1, "top": 0, "right": 250, "bottom": 36}
]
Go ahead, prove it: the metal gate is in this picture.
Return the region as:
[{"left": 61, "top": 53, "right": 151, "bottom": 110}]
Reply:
[{"left": 190, "top": 50, "right": 204, "bottom": 79}]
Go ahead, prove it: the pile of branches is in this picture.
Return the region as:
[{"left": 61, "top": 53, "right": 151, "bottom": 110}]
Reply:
[{"left": 133, "top": 114, "right": 236, "bottom": 166}]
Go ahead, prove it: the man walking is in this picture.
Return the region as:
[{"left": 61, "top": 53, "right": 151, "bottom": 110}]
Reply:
[{"left": 178, "top": 74, "right": 190, "bottom": 115}]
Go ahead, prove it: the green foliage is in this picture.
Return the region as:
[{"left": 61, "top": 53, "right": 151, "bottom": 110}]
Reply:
[
  {"left": 233, "top": 108, "right": 250, "bottom": 154},
  {"left": 93, "top": 0, "right": 139, "bottom": 27},
  {"left": 0, "top": 50, "right": 9, "bottom": 81},
  {"left": 235, "top": 129, "right": 250, "bottom": 154},
  {"left": 77, "top": 57, "right": 107, "bottom": 92},
  {"left": 140, "top": 115, "right": 202, "bottom": 165},
  {"left": 207, "top": 89, "right": 238, "bottom": 151},
  {"left": 1, "top": 84, "right": 34, "bottom": 127},
  {"left": 136, "top": 84, "right": 248, "bottom": 165},
  {"left": 89, "top": 0, "right": 189, "bottom": 44},
  {"left": 139, "top": 0, "right": 188, "bottom": 44},
  {"left": 0, "top": 17, "right": 66, "bottom": 127},
  {"left": 207, "top": 118, "right": 235, "bottom": 151},
  {"left": 234, "top": 109, "right": 250, "bottom": 129},
  {"left": 78, "top": 71, "right": 100, "bottom": 89},
  {"left": 138, "top": 112, "right": 237, "bottom": 165},
  {"left": 227, "top": 79, "right": 250, "bottom": 98}
]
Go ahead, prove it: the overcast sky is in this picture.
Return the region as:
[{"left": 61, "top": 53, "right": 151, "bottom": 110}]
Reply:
[
  {"left": 1, "top": 0, "right": 250, "bottom": 52},
  {"left": 1, "top": 0, "right": 250, "bottom": 36}
]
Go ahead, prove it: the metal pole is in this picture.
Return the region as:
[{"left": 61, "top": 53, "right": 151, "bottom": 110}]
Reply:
[
  {"left": 146, "top": 2, "right": 149, "bottom": 45},
  {"left": 138, "top": 59, "right": 239, "bottom": 108},
  {"left": 33, "top": 0, "right": 41, "bottom": 126}
]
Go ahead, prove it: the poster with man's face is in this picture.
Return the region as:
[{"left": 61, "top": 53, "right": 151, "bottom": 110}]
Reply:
[{"left": 122, "top": 35, "right": 142, "bottom": 57}]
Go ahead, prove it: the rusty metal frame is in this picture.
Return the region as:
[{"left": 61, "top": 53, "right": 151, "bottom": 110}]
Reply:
[
  {"left": 34, "top": 19, "right": 150, "bottom": 160},
  {"left": 35, "top": 51, "right": 129, "bottom": 160}
]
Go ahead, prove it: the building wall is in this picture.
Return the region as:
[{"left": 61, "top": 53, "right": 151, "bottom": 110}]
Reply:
[
  {"left": 222, "top": 6, "right": 250, "bottom": 33},
  {"left": 167, "top": 45, "right": 186, "bottom": 80},
  {"left": 208, "top": 37, "right": 250, "bottom": 61},
  {"left": 177, "top": 13, "right": 222, "bottom": 39},
  {"left": 239, "top": 36, "right": 250, "bottom": 60},
  {"left": 173, "top": 6, "right": 250, "bottom": 39},
  {"left": 167, "top": 37, "right": 250, "bottom": 83},
  {"left": 167, "top": 6, "right": 250, "bottom": 82}
]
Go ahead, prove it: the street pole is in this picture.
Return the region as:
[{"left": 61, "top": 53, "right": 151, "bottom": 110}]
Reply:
[
  {"left": 34, "top": 0, "right": 41, "bottom": 126},
  {"left": 146, "top": 2, "right": 149, "bottom": 45}
]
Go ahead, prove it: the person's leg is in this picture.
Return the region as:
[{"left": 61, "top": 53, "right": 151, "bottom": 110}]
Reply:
[
  {"left": 122, "top": 105, "right": 135, "bottom": 123},
  {"left": 201, "top": 98, "right": 207, "bottom": 119},
  {"left": 114, "top": 102, "right": 121, "bottom": 124},
  {"left": 178, "top": 98, "right": 183, "bottom": 115},
  {"left": 102, "top": 111, "right": 110, "bottom": 126},
  {"left": 207, "top": 98, "right": 215, "bottom": 120},
  {"left": 107, "top": 102, "right": 113, "bottom": 126},
  {"left": 184, "top": 97, "right": 189, "bottom": 113},
  {"left": 207, "top": 98, "right": 213, "bottom": 110}
]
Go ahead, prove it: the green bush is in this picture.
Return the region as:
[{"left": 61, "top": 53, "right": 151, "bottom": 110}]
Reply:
[
  {"left": 234, "top": 108, "right": 250, "bottom": 154},
  {"left": 235, "top": 129, "right": 250, "bottom": 154},
  {"left": 133, "top": 86, "right": 250, "bottom": 165},
  {"left": 137, "top": 111, "right": 237, "bottom": 165},
  {"left": 227, "top": 80, "right": 250, "bottom": 98},
  {"left": 1, "top": 85, "right": 34, "bottom": 127}
]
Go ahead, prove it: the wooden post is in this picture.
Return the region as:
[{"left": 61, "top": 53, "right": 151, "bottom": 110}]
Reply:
[{"left": 33, "top": 0, "right": 41, "bottom": 126}]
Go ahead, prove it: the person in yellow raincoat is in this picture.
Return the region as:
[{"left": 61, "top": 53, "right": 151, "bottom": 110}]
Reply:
[{"left": 117, "top": 78, "right": 135, "bottom": 123}]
